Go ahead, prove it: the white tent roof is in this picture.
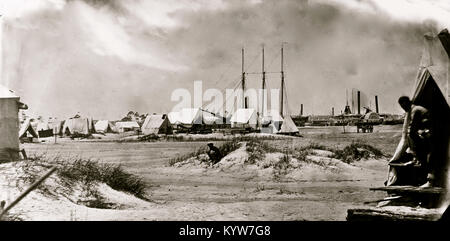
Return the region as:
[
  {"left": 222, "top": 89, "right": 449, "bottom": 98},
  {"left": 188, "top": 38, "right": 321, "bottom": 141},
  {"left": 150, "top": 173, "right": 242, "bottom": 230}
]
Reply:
[
  {"left": 36, "top": 121, "right": 51, "bottom": 131},
  {"left": 95, "top": 120, "right": 113, "bottom": 133},
  {"left": 63, "top": 117, "right": 91, "bottom": 135},
  {"left": 178, "top": 108, "right": 202, "bottom": 125},
  {"left": 116, "top": 121, "right": 140, "bottom": 129},
  {"left": 230, "top": 108, "right": 257, "bottom": 124},
  {"left": 202, "top": 111, "right": 221, "bottom": 125},
  {"left": 278, "top": 115, "right": 299, "bottom": 134},
  {"left": 48, "top": 119, "right": 63, "bottom": 133},
  {"left": 168, "top": 111, "right": 181, "bottom": 124},
  {"left": 141, "top": 114, "right": 171, "bottom": 134},
  {"left": 142, "top": 114, "right": 165, "bottom": 130},
  {"left": 19, "top": 119, "right": 38, "bottom": 138},
  {"left": 263, "top": 109, "right": 284, "bottom": 122},
  {"left": 415, "top": 29, "right": 450, "bottom": 106}
]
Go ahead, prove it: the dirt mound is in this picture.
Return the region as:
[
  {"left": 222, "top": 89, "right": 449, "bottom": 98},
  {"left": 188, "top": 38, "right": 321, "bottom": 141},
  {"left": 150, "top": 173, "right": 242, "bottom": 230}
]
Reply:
[
  {"left": 0, "top": 161, "right": 149, "bottom": 220},
  {"left": 171, "top": 143, "right": 385, "bottom": 182}
]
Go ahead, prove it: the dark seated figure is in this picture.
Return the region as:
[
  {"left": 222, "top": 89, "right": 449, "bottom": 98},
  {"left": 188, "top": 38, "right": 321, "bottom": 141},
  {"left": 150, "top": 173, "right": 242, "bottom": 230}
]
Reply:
[
  {"left": 207, "top": 143, "right": 223, "bottom": 165},
  {"left": 386, "top": 96, "right": 434, "bottom": 187}
]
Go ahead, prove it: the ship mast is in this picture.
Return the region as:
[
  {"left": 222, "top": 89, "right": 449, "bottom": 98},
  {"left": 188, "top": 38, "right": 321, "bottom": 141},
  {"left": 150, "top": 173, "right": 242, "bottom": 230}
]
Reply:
[
  {"left": 280, "top": 44, "right": 285, "bottom": 117},
  {"left": 241, "top": 48, "right": 246, "bottom": 109},
  {"left": 261, "top": 46, "right": 266, "bottom": 116}
]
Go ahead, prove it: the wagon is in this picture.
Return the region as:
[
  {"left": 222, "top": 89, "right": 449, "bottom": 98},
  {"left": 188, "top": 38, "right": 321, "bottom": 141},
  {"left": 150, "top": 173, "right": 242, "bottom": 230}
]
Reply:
[{"left": 356, "top": 122, "right": 373, "bottom": 133}]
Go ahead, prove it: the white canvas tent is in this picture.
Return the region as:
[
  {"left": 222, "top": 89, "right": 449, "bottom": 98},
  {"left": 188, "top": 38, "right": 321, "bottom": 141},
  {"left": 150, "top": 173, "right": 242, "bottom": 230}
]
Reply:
[
  {"left": 141, "top": 114, "right": 173, "bottom": 135},
  {"left": 62, "top": 117, "right": 94, "bottom": 135},
  {"left": 230, "top": 108, "right": 258, "bottom": 129},
  {"left": 34, "top": 119, "right": 55, "bottom": 137},
  {"left": 178, "top": 108, "right": 203, "bottom": 125},
  {"left": 278, "top": 115, "right": 299, "bottom": 135},
  {"left": 168, "top": 111, "right": 181, "bottom": 125},
  {"left": 261, "top": 110, "right": 284, "bottom": 134},
  {"left": 390, "top": 29, "right": 450, "bottom": 187},
  {"left": 48, "top": 119, "right": 64, "bottom": 135},
  {"left": 36, "top": 121, "right": 50, "bottom": 131},
  {"left": 202, "top": 111, "right": 222, "bottom": 125},
  {"left": 94, "top": 120, "right": 115, "bottom": 133},
  {"left": 19, "top": 119, "right": 38, "bottom": 139},
  {"left": 115, "top": 121, "right": 140, "bottom": 133}
]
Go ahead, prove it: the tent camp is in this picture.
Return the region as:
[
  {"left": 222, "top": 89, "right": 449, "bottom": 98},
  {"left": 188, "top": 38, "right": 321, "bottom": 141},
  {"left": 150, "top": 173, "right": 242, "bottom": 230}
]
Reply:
[
  {"left": 36, "top": 121, "right": 50, "bottom": 131},
  {"left": 1, "top": 85, "right": 27, "bottom": 162},
  {"left": 141, "top": 114, "right": 173, "bottom": 135},
  {"left": 62, "top": 117, "right": 94, "bottom": 135},
  {"left": 168, "top": 111, "right": 181, "bottom": 125},
  {"left": 94, "top": 120, "right": 115, "bottom": 133},
  {"left": 202, "top": 111, "right": 222, "bottom": 125},
  {"left": 178, "top": 108, "right": 203, "bottom": 125},
  {"left": 230, "top": 108, "right": 258, "bottom": 129},
  {"left": 390, "top": 29, "right": 450, "bottom": 187},
  {"left": 261, "top": 110, "right": 284, "bottom": 134},
  {"left": 115, "top": 121, "right": 140, "bottom": 133},
  {"left": 167, "top": 108, "right": 203, "bottom": 126},
  {"left": 35, "top": 120, "right": 54, "bottom": 137},
  {"left": 48, "top": 119, "right": 64, "bottom": 135},
  {"left": 19, "top": 119, "right": 38, "bottom": 139},
  {"left": 278, "top": 115, "right": 300, "bottom": 135}
]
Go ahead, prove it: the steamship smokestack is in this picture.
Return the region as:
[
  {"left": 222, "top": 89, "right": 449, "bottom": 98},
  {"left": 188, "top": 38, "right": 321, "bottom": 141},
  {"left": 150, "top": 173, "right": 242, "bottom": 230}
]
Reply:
[
  {"left": 357, "top": 91, "right": 361, "bottom": 115},
  {"left": 375, "top": 95, "right": 379, "bottom": 114}
]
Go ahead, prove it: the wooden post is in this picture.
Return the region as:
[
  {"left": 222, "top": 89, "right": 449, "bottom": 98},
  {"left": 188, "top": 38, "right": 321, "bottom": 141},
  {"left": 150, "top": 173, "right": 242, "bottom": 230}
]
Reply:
[
  {"left": 0, "top": 200, "right": 5, "bottom": 214},
  {"left": 54, "top": 127, "right": 57, "bottom": 144},
  {"left": 0, "top": 167, "right": 57, "bottom": 219},
  {"left": 20, "top": 149, "right": 27, "bottom": 160}
]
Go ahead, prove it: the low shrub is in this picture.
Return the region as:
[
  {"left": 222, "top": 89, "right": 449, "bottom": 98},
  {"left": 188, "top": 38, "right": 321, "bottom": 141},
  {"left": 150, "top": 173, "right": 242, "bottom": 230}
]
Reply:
[
  {"left": 168, "top": 139, "right": 242, "bottom": 166},
  {"left": 332, "top": 142, "right": 384, "bottom": 163},
  {"left": 20, "top": 155, "right": 148, "bottom": 200}
]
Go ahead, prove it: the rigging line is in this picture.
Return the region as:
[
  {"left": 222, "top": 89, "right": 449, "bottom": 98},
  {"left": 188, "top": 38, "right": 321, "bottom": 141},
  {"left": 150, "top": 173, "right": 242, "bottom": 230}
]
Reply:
[
  {"left": 216, "top": 79, "right": 242, "bottom": 113},
  {"left": 283, "top": 79, "right": 292, "bottom": 116},
  {"left": 246, "top": 71, "right": 281, "bottom": 75},
  {"left": 260, "top": 44, "right": 280, "bottom": 72},
  {"left": 222, "top": 74, "right": 243, "bottom": 89},
  {"left": 219, "top": 46, "right": 262, "bottom": 93},
  {"left": 210, "top": 73, "right": 241, "bottom": 94},
  {"left": 266, "top": 49, "right": 281, "bottom": 72},
  {"left": 202, "top": 77, "right": 242, "bottom": 111},
  {"left": 244, "top": 50, "right": 261, "bottom": 73},
  {"left": 212, "top": 53, "right": 238, "bottom": 87},
  {"left": 214, "top": 45, "right": 274, "bottom": 94}
]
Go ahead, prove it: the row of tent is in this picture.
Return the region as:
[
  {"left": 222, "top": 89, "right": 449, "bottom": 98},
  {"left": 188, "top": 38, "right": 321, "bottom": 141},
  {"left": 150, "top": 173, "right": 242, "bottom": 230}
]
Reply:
[
  {"left": 19, "top": 114, "right": 174, "bottom": 138},
  {"left": 19, "top": 107, "right": 299, "bottom": 139},
  {"left": 167, "top": 107, "right": 299, "bottom": 134}
]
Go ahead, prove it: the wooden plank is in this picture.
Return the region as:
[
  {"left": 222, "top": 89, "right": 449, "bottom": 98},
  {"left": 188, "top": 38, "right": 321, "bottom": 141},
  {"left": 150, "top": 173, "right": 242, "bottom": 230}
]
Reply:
[
  {"left": 363, "top": 196, "right": 402, "bottom": 204},
  {"left": 347, "top": 207, "right": 441, "bottom": 221},
  {"left": 370, "top": 186, "right": 445, "bottom": 195}
]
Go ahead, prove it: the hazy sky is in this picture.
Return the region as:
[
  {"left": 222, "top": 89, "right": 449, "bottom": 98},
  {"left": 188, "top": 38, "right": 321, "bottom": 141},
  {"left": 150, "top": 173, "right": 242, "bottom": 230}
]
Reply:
[{"left": 1, "top": 0, "right": 449, "bottom": 120}]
